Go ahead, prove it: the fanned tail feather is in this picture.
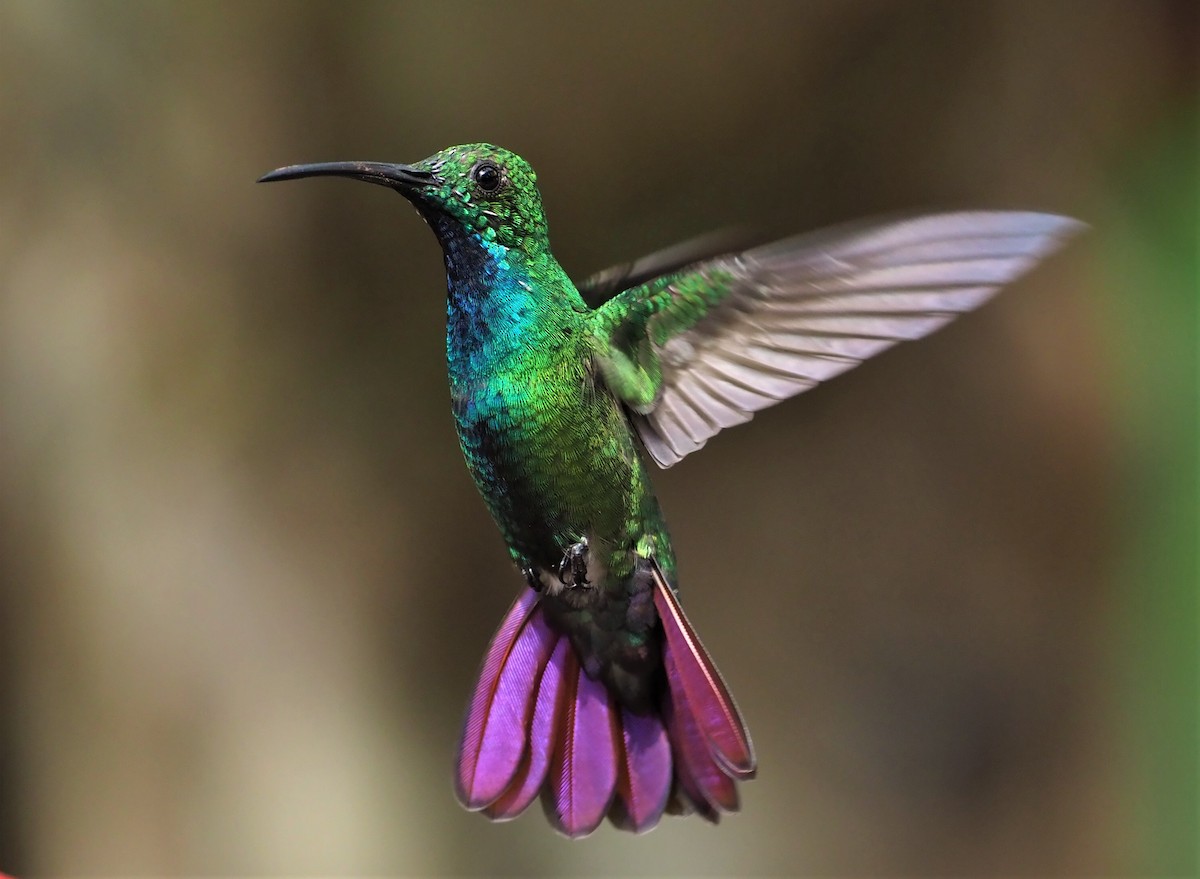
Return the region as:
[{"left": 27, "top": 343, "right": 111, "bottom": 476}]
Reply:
[
  {"left": 455, "top": 588, "right": 558, "bottom": 809},
  {"left": 651, "top": 565, "right": 756, "bottom": 780},
  {"left": 541, "top": 652, "right": 619, "bottom": 836},
  {"left": 482, "top": 637, "right": 571, "bottom": 820},
  {"left": 662, "top": 646, "right": 739, "bottom": 818},
  {"left": 609, "top": 706, "right": 673, "bottom": 832},
  {"left": 456, "top": 575, "right": 755, "bottom": 837}
]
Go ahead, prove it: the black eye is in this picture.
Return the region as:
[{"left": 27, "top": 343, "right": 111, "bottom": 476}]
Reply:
[{"left": 472, "top": 162, "right": 502, "bottom": 193}]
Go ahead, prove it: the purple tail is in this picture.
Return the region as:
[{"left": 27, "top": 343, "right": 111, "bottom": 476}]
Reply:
[{"left": 455, "top": 567, "right": 755, "bottom": 837}]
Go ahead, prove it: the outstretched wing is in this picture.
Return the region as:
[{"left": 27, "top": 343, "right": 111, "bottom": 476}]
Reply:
[{"left": 590, "top": 212, "right": 1084, "bottom": 468}]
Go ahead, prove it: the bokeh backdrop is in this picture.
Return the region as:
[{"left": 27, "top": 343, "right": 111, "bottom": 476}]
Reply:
[{"left": 0, "top": 1, "right": 1195, "bottom": 875}]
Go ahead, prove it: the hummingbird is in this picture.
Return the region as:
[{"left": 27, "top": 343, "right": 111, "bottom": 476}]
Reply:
[{"left": 259, "top": 144, "right": 1082, "bottom": 837}]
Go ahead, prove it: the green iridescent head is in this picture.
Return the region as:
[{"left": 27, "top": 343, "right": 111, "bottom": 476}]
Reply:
[{"left": 259, "top": 143, "right": 549, "bottom": 255}]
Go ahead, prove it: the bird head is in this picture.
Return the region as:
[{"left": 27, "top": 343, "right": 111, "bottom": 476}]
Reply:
[{"left": 260, "top": 143, "right": 550, "bottom": 257}]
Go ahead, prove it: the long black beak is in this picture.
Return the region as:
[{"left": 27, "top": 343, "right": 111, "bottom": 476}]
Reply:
[{"left": 257, "top": 161, "right": 436, "bottom": 190}]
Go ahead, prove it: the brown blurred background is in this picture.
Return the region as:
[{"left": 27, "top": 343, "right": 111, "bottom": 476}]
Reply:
[{"left": 0, "top": 1, "right": 1195, "bottom": 875}]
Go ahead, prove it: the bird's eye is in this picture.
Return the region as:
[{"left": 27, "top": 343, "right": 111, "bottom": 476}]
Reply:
[{"left": 472, "top": 162, "right": 503, "bottom": 193}]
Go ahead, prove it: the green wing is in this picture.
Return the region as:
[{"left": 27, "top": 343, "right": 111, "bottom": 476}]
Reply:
[{"left": 590, "top": 211, "right": 1084, "bottom": 468}]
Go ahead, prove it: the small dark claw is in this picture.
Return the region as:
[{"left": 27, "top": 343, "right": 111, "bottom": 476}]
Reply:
[
  {"left": 558, "top": 541, "right": 591, "bottom": 588},
  {"left": 521, "top": 565, "right": 541, "bottom": 592}
]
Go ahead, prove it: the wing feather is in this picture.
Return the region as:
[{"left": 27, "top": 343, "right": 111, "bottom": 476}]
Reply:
[
  {"left": 592, "top": 212, "right": 1083, "bottom": 467},
  {"left": 674, "top": 373, "right": 750, "bottom": 430}
]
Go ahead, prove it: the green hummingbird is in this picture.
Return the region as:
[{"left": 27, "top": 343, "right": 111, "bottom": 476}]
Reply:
[{"left": 260, "top": 144, "right": 1082, "bottom": 837}]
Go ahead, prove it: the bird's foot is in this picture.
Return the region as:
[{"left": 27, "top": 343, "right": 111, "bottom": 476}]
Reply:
[{"left": 558, "top": 540, "right": 591, "bottom": 589}]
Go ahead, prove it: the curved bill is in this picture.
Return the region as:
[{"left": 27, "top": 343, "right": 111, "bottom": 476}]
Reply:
[{"left": 257, "top": 161, "right": 436, "bottom": 190}]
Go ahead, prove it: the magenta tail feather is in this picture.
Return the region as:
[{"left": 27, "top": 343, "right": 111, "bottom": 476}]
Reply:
[
  {"left": 651, "top": 570, "right": 756, "bottom": 779},
  {"left": 543, "top": 655, "right": 620, "bottom": 836},
  {"left": 455, "top": 587, "right": 550, "bottom": 809},
  {"left": 456, "top": 574, "right": 755, "bottom": 836},
  {"left": 483, "top": 636, "right": 571, "bottom": 820},
  {"left": 662, "top": 646, "right": 739, "bottom": 816},
  {"left": 610, "top": 706, "right": 673, "bottom": 832}
]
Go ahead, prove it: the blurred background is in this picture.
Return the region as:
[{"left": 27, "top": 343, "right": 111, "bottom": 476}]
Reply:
[{"left": 0, "top": 0, "right": 1195, "bottom": 875}]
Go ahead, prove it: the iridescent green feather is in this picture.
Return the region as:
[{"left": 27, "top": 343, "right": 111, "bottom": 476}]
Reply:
[{"left": 590, "top": 265, "right": 739, "bottom": 411}]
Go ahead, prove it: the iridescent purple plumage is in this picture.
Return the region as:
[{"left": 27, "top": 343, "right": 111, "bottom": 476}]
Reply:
[
  {"left": 652, "top": 575, "right": 756, "bottom": 782},
  {"left": 544, "top": 658, "right": 618, "bottom": 836},
  {"left": 455, "top": 587, "right": 545, "bottom": 809},
  {"left": 455, "top": 567, "right": 755, "bottom": 838},
  {"left": 610, "top": 706, "right": 673, "bottom": 832},
  {"left": 483, "top": 636, "right": 569, "bottom": 821}
]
